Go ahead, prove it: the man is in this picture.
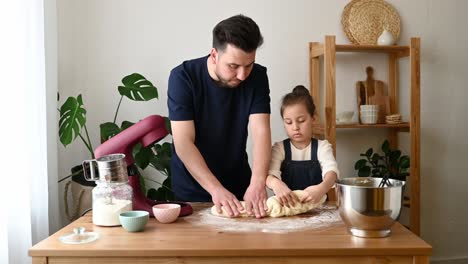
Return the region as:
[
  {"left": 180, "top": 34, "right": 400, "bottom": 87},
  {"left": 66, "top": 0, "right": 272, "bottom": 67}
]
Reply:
[{"left": 168, "top": 14, "right": 271, "bottom": 218}]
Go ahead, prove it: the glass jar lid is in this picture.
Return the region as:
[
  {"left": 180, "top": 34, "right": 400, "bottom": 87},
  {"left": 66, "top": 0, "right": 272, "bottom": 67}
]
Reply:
[{"left": 59, "top": 227, "right": 99, "bottom": 244}]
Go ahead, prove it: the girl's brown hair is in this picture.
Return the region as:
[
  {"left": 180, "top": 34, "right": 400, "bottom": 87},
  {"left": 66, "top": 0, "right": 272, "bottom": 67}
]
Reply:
[{"left": 280, "top": 85, "right": 316, "bottom": 118}]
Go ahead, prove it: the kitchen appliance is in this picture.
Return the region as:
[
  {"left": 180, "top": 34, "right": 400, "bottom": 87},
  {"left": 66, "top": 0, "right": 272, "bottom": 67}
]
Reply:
[{"left": 92, "top": 115, "right": 193, "bottom": 217}]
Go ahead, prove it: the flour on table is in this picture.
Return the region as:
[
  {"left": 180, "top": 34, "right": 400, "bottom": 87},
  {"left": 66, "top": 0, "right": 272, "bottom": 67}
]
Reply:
[{"left": 185, "top": 204, "right": 341, "bottom": 234}]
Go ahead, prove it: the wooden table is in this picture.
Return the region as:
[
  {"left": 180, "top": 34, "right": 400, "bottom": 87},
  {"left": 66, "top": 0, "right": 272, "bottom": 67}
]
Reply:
[{"left": 29, "top": 203, "right": 432, "bottom": 264}]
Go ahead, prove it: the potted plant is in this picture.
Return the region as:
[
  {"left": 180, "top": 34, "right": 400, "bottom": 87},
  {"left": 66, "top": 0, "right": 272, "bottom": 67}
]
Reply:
[
  {"left": 354, "top": 139, "right": 410, "bottom": 186},
  {"left": 58, "top": 73, "right": 174, "bottom": 220}
]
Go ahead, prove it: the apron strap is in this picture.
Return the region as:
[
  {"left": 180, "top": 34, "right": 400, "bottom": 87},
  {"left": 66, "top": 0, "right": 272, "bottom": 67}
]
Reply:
[
  {"left": 311, "top": 138, "right": 318, "bottom": 161},
  {"left": 283, "top": 139, "right": 292, "bottom": 161}
]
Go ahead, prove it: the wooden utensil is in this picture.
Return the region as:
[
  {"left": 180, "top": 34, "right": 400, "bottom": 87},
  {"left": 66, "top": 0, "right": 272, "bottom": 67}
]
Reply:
[
  {"left": 368, "top": 82, "right": 390, "bottom": 123},
  {"left": 356, "top": 66, "right": 378, "bottom": 106},
  {"left": 356, "top": 66, "right": 390, "bottom": 124}
]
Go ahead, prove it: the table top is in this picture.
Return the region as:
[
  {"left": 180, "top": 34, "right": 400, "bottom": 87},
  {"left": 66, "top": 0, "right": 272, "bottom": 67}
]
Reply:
[{"left": 29, "top": 203, "right": 432, "bottom": 258}]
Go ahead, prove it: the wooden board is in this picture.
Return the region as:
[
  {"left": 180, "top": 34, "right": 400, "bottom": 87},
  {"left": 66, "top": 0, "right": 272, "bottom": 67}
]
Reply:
[
  {"left": 369, "top": 83, "right": 391, "bottom": 123},
  {"left": 356, "top": 66, "right": 390, "bottom": 123}
]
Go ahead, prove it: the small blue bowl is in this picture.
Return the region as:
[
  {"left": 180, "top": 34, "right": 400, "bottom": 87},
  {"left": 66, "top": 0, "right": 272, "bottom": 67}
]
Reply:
[{"left": 119, "top": 211, "right": 149, "bottom": 232}]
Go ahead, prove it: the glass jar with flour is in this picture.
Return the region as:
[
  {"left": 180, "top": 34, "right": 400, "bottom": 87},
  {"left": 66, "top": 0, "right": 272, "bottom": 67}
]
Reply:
[{"left": 82, "top": 153, "right": 132, "bottom": 226}]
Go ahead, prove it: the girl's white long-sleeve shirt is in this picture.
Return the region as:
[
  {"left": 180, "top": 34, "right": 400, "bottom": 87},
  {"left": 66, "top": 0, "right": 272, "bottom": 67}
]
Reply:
[{"left": 268, "top": 139, "right": 340, "bottom": 180}]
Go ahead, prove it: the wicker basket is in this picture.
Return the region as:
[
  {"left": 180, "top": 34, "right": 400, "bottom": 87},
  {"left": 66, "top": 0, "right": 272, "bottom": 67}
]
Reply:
[{"left": 341, "top": 0, "right": 401, "bottom": 45}]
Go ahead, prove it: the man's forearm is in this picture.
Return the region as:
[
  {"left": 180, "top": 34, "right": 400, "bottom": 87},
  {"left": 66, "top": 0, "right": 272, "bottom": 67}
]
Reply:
[{"left": 250, "top": 115, "right": 271, "bottom": 184}]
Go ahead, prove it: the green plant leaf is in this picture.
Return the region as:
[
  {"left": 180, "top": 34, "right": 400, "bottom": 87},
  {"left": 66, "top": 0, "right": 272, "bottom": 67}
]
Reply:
[
  {"left": 400, "top": 172, "right": 410, "bottom": 178},
  {"left": 146, "top": 188, "right": 158, "bottom": 200},
  {"left": 59, "top": 95, "right": 87, "bottom": 146},
  {"left": 118, "top": 73, "right": 158, "bottom": 101},
  {"left": 135, "top": 145, "right": 153, "bottom": 169},
  {"left": 381, "top": 167, "right": 389, "bottom": 176},
  {"left": 371, "top": 153, "right": 380, "bottom": 163},
  {"left": 354, "top": 139, "right": 411, "bottom": 181},
  {"left": 121, "top": 121, "right": 135, "bottom": 131},
  {"left": 355, "top": 159, "right": 368, "bottom": 170},
  {"left": 390, "top": 150, "right": 401, "bottom": 163},
  {"left": 365, "top": 148, "right": 373, "bottom": 158},
  {"left": 358, "top": 166, "right": 371, "bottom": 177},
  {"left": 100, "top": 122, "right": 121, "bottom": 142},
  {"left": 382, "top": 140, "right": 390, "bottom": 154},
  {"left": 399, "top": 156, "right": 410, "bottom": 169},
  {"left": 163, "top": 116, "right": 172, "bottom": 135},
  {"left": 150, "top": 143, "right": 172, "bottom": 175},
  {"left": 139, "top": 174, "right": 147, "bottom": 196}
]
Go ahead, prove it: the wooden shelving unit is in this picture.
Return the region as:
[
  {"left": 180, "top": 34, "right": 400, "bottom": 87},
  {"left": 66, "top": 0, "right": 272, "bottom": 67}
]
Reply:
[{"left": 309, "top": 35, "right": 421, "bottom": 235}]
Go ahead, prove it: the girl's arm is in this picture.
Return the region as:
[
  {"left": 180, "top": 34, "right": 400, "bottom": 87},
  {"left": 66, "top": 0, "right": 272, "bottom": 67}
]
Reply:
[
  {"left": 266, "top": 175, "right": 299, "bottom": 207},
  {"left": 301, "top": 171, "right": 337, "bottom": 203},
  {"left": 301, "top": 139, "right": 339, "bottom": 203}
]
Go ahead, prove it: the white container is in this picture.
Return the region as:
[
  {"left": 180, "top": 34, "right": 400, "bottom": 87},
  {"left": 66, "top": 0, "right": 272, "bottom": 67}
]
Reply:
[
  {"left": 377, "top": 29, "right": 395, "bottom": 45},
  {"left": 360, "top": 111, "right": 378, "bottom": 124},
  {"left": 360, "top": 105, "right": 379, "bottom": 124},
  {"left": 83, "top": 153, "right": 133, "bottom": 226},
  {"left": 360, "top": 104, "right": 378, "bottom": 111},
  {"left": 336, "top": 111, "right": 355, "bottom": 124}
]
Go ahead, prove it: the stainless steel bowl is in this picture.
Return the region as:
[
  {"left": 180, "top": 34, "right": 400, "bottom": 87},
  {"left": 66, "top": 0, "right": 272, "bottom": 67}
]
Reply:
[{"left": 335, "top": 177, "right": 405, "bottom": 238}]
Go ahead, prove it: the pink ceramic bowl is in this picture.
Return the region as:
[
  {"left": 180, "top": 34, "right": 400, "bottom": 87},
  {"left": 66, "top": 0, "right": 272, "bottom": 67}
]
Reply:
[{"left": 152, "top": 203, "right": 181, "bottom": 223}]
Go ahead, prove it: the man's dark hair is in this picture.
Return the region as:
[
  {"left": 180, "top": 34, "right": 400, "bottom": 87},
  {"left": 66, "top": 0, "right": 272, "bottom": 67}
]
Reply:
[{"left": 212, "top": 14, "right": 263, "bottom": 53}]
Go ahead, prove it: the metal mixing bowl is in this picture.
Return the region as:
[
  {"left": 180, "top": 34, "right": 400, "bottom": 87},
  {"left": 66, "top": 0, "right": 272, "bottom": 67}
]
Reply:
[{"left": 335, "top": 177, "right": 405, "bottom": 238}]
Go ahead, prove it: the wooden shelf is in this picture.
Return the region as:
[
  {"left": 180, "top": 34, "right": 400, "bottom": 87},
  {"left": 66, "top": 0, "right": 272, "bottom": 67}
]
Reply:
[
  {"left": 310, "top": 43, "right": 410, "bottom": 58},
  {"left": 336, "top": 122, "right": 409, "bottom": 129},
  {"left": 336, "top": 44, "right": 409, "bottom": 57},
  {"left": 312, "top": 123, "right": 409, "bottom": 136},
  {"left": 309, "top": 35, "right": 421, "bottom": 235}
]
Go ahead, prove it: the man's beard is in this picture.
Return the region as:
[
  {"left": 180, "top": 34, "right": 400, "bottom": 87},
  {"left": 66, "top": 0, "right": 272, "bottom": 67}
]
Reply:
[{"left": 213, "top": 71, "right": 243, "bottom": 88}]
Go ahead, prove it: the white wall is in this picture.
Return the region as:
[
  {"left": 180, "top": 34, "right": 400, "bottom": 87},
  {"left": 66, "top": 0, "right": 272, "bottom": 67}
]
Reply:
[
  {"left": 44, "top": 0, "right": 60, "bottom": 237},
  {"left": 55, "top": 0, "right": 468, "bottom": 261}
]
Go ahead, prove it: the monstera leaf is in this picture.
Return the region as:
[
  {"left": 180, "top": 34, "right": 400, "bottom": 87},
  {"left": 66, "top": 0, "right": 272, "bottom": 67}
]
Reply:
[
  {"left": 118, "top": 73, "right": 158, "bottom": 101},
  {"left": 59, "top": 95, "right": 87, "bottom": 147},
  {"left": 100, "top": 122, "right": 120, "bottom": 143},
  {"left": 100, "top": 120, "right": 135, "bottom": 143},
  {"left": 150, "top": 142, "right": 172, "bottom": 176},
  {"left": 147, "top": 177, "right": 174, "bottom": 201}
]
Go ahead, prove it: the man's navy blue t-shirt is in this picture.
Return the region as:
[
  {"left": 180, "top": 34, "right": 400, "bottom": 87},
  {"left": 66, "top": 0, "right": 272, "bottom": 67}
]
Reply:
[{"left": 167, "top": 55, "right": 270, "bottom": 202}]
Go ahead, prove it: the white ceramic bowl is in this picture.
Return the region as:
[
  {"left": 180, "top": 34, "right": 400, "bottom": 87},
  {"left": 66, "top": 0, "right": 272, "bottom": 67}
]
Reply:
[
  {"left": 360, "top": 110, "right": 378, "bottom": 124},
  {"left": 360, "top": 104, "right": 379, "bottom": 111},
  {"left": 152, "top": 204, "right": 181, "bottom": 223},
  {"left": 336, "top": 111, "right": 354, "bottom": 123}
]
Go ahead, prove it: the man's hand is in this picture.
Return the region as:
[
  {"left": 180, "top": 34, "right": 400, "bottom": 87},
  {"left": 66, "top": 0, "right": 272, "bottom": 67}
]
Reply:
[
  {"left": 243, "top": 181, "right": 268, "bottom": 218},
  {"left": 211, "top": 187, "right": 244, "bottom": 217},
  {"left": 271, "top": 181, "right": 299, "bottom": 208}
]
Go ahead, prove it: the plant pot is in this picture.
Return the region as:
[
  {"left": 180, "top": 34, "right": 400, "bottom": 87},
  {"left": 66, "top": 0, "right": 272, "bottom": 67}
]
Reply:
[{"left": 335, "top": 177, "right": 405, "bottom": 238}]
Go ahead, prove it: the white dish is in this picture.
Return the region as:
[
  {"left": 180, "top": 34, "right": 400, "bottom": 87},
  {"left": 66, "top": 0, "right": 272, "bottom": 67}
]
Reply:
[{"left": 336, "top": 120, "right": 358, "bottom": 125}]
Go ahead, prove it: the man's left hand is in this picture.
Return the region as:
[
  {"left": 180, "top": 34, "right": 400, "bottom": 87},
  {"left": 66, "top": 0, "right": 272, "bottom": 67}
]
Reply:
[{"left": 243, "top": 182, "right": 268, "bottom": 218}]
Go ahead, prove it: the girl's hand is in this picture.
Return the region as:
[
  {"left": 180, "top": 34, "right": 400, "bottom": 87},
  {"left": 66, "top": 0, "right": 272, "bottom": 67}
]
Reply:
[
  {"left": 301, "top": 185, "right": 327, "bottom": 203},
  {"left": 272, "top": 182, "right": 299, "bottom": 208}
]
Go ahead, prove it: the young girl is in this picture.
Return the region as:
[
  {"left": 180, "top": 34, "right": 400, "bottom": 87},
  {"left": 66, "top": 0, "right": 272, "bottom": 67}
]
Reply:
[{"left": 267, "top": 85, "right": 339, "bottom": 207}]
